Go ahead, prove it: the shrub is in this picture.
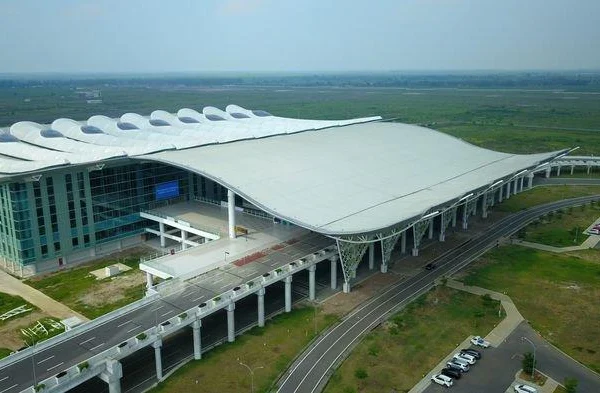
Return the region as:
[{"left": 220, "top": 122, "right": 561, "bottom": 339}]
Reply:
[
  {"left": 136, "top": 333, "right": 147, "bottom": 341},
  {"left": 178, "top": 313, "right": 187, "bottom": 320},
  {"left": 247, "top": 281, "right": 255, "bottom": 288},
  {"left": 214, "top": 296, "right": 221, "bottom": 302},
  {"left": 35, "top": 384, "right": 45, "bottom": 392},
  {"left": 522, "top": 352, "right": 536, "bottom": 375},
  {"left": 77, "top": 361, "right": 89, "bottom": 371},
  {"left": 564, "top": 377, "right": 578, "bottom": 393},
  {"left": 367, "top": 344, "right": 380, "bottom": 357},
  {"left": 481, "top": 293, "right": 494, "bottom": 307},
  {"left": 354, "top": 367, "right": 368, "bottom": 379}
]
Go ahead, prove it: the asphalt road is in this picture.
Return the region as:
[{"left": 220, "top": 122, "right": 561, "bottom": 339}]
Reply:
[
  {"left": 424, "top": 322, "right": 600, "bottom": 393},
  {"left": 275, "top": 194, "right": 600, "bottom": 393}
]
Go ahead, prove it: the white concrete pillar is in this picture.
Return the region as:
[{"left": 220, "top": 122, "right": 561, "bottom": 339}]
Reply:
[
  {"left": 462, "top": 203, "right": 469, "bottom": 230},
  {"left": 146, "top": 272, "right": 153, "bottom": 289},
  {"left": 472, "top": 197, "right": 477, "bottom": 216},
  {"left": 100, "top": 359, "right": 122, "bottom": 393},
  {"left": 482, "top": 193, "right": 488, "bottom": 218},
  {"left": 428, "top": 218, "right": 434, "bottom": 239},
  {"left": 227, "top": 302, "right": 235, "bottom": 342},
  {"left": 570, "top": 165, "right": 574, "bottom": 175},
  {"left": 228, "top": 189, "right": 236, "bottom": 239},
  {"left": 546, "top": 167, "right": 551, "bottom": 178},
  {"left": 506, "top": 182, "right": 511, "bottom": 199},
  {"left": 513, "top": 179, "right": 518, "bottom": 195},
  {"left": 587, "top": 166, "right": 591, "bottom": 174},
  {"left": 257, "top": 287, "right": 265, "bottom": 327},
  {"left": 308, "top": 264, "right": 316, "bottom": 301},
  {"left": 380, "top": 260, "right": 388, "bottom": 273},
  {"left": 159, "top": 221, "right": 166, "bottom": 248},
  {"left": 330, "top": 257, "right": 338, "bottom": 289},
  {"left": 557, "top": 166, "right": 561, "bottom": 177},
  {"left": 153, "top": 339, "right": 163, "bottom": 381},
  {"left": 411, "top": 247, "right": 419, "bottom": 256},
  {"left": 181, "top": 230, "right": 187, "bottom": 250},
  {"left": 401, "top": 231, "right": 407, "bottom": 253},
  {"left": 498, "top": 185, "right": 504, "bottom": 202},
  {"left": 343, "top": 282, "right": 350, "bottom": 293},
  {"left": 438, "top": 212, "right": 445, "bottom": 242},
  {"left": 451, "top": 209, "right": 457, "bottom": 227},
  {"left": 368, "top": 243, "right": 375, "bottom": 270},
  {"left": 192, "top": 320, "right": 202, "bottom": 360},
  {"left": 284, "top": 275, "right": 292, "bottom": 312},
  {"left": 527, "top": 174, "right": 534, "bottom": 189}
]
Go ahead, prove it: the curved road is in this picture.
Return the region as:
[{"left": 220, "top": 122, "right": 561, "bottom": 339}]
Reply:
[{"left": 276, "top": 194, "right": 600, "bottom": 393}]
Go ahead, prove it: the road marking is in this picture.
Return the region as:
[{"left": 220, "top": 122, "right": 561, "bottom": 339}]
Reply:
[
  {"left": 37, "top": 355, "right": 55, "bottom": 364},
  {"left": 151, "top": 305, "right": 164, "bottom": 312},
  {"left": 0, "top": 376, "right": 8, "bottom": 382},
  {"left": 192, "top": 296, "right": 205, "bottom": 302},
  {"left": 89, "top": 343, "right": 105, "bottom": 351},
  {"left": 0, "top": 383, "right": 17, "bottom": 393},
  {"left": 46, "top": 362, "right": 64, "bottom": 371},
  {"left": 79, "top": 336, "right": 96, "bottom": 345},
  {"left": 127, "top": 326, "right": 141, "bottom": 333},
  {"left": 161, "top": 310, "right": 174, "bottom": 318},
  {"left": 181, "top": 291, "right": 197, "bottom": 298},
  {"left": 117, "top": 319, "right": 132, "bottom": 327}
]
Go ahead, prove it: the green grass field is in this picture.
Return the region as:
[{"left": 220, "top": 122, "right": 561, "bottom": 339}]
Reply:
[
  {"left": 150, "top": 306, "right": 338, "bottom": 393},
  {"left": 323, "top": 286, "right": 503, "bottom": 393},
  {"left": 0, "top": 348, "right": 11, "bottom": 359},
  {"left": 518, "top": 202, "right": 600, "bottom": 247},
  {"left": 494, "top": 185, "right": 600, "bottom": 213},
  {"left": 0, "top": 293, "right": 36, "bottom": 326},
  {"left": 24, "top": 248, "right": 151, "bottom": 319},
  {"left": 463, "top": 246, "right": 600, "bottom": 373}
]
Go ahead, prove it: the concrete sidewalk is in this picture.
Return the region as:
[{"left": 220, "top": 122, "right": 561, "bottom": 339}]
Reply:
[
  {"left": 511, "top": 234, "right": 600, "bottom": 253},
  {"left": 409, "top": 281, "right": 524, "bottom": 393},
  {"left": 0, "top": 269, "right": 89, "bottom": 322}
]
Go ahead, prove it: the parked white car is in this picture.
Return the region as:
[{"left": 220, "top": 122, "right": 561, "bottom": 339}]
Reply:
[
  {"left": 432, "top": 374, "right": 453, "bottom": 387},
  {"left": 453, "top": 352, "right": 476, "bottom": 364},
  {"left": 470, "top": 335, "right": 490, "bottom": 348},
  {"left": 447, "top": 360, "right": 469, "bottom": 372},
  {"left": 514, "top": 384, "right": 537, "bottom": 393}
]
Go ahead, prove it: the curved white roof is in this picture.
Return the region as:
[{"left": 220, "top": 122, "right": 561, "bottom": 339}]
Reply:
[
  {"left": 0, "top": 105, "right": 380, "bottom": 176},
  {"left": 141, "top": 122, "right": 563, "bottom": 236}
]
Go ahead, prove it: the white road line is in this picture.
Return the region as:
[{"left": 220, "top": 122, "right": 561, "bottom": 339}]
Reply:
[
  {"left": 160, "top": 310, "right": 174, "bottom": 318},
  {"left": 151, "top": 305, "right": 164, "bottom": 312},
  {"left": 89, "top": 343, "right": 105, "bottom": 351},
  {"left": 117, "top": 319, "right": 132, "bottom": 327},
  {"left": 79, "top": 336, "right": 96, "bottom": 345},
  {"left": 192, "top": 296, "right": 205, "bottom": 302},
  {"left": 0, "top": 376, "right": 8, "bottom": 382},
  {"left": 37, "top": 355, "right": 55, "bottom": 364},
  {"left": 181, "top": 291, "right": 197, "bottom": 298},
  {"left": 0, "top": 383, "right": 17, "bottom": 393},
  {"left": 127, "top": 326, "right": 141, "bottom": 333},
  {"left": 46, "top": 362, "right": 64, "bottom": 371}
]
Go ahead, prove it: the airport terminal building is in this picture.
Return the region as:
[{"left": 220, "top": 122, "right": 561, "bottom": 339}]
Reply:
[{"left": 0, "top": 104, "right": 563, "bottom": 288}]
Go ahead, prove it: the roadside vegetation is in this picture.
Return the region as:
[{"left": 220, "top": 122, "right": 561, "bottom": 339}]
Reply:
[
  {"left": 517, "top": 201, "right": 600, "bottom": 247},
  {"left": 495, "top": 185, "right": 600, "bottom": 213},
  {"left": 24, "top": 247, "right": 153, "bottom": 319},
  {"left": 463, "top": 245, "right": 600, "bottom": 373},
  {"left": 323, "top": 286, "right": 503, "bottom": 393},
  {"left": 0, "top": 292, "right": 36, "bottom": 325},
  {"left": 0, "top": 348, "right": 11, "bottom": 359},
  {"left": 150, "top": 306, "right": 338, "bottom": 393}
]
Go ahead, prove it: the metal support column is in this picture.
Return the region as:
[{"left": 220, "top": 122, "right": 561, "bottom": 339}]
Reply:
[
  {"left": 519, "top": 176, "right": 524, "bottom": 192},
  {"left": 153, "top": 339, "right": 163, "bottom": 381},
  {"left": 368, "top": 243, "right": 375, "bottom": 270},
  {"left": 498, "top": 184, "right": 504, "bottom": 202},
  {"left": 284, "top": 275, "right": 292, "bottom": 312},
  {"left": 482, "top": 193, "right": 488, "bottom": 218},
  {"left": 462, "top": 203, "right": 469, "bottom": 230},
  {"left": 159, "top": 222, "right": 166, "bottom": 248},
  {"left": 192, "top": 319, "right": 202, "bottom": 360},
  {"left": 228, "top": 189, "right": 236, "bottom": 239},
  {"left": 330, "top": 257, "right": 338, "bottom": 290},
  {"left": 257, "top": 287, "right": 265, "bottom": 327},
  {"left": 227, "top": 302, "right": 235, "bottom": 342},
  {"left": 308, "top": 265, "right": 316, "bottom": 301},
  {"left": 451, "top": 208, "right": 457, "bottom": 227},
  {"left": 181, "top": 230, "right": 187, "bottom": 250}
]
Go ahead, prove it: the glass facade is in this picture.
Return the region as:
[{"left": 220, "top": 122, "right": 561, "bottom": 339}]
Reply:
[{"left": 0, "top": 160, "right": 197, "bottom": 271}]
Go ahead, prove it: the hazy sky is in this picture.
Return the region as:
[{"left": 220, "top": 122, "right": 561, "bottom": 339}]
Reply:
[{"left": 1, "top": 0, "right": 599, "bottom": 73}]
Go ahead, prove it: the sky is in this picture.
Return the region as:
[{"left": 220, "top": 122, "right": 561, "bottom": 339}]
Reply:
[{"left": 0, "top": 0, "right": 599, "bottom": 74}]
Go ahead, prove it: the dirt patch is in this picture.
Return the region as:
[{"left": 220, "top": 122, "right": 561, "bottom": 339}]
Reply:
[
  {"left": 0, "top": 311, "right": 49, "bottom": 350},
  {"left": 78, "top": 271, "right": 145, "bottom": 307}
]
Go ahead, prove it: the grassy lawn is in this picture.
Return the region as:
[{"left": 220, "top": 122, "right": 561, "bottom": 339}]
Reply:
[
  {"left": 0, "top": 293, "right": 36, "bottom": 326},
  {"left": 24, "top": 247, "right": 151, "bottom": 319},
  {"left": 463, "top": 246, "right": 600, "bottom": 373},
  {"left": 150, "top": 306, "right": 338, "bottom": 393},
  {"left": 0, "top": 348, "right": 12, "bottom": 359},
  {"left": 495, "top": 185, "right": 600, "bottom": 213},
  {"left": 518, "top": 202, "right": 600, "bottom": 247},
  {"left": 323, "top": 286, "right": 503, "bottom": 393}
]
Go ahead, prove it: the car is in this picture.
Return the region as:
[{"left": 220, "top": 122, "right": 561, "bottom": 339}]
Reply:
[
  {"left": 424, "top": 262, "right": 436, "bottom": 270},
  {"left": 441, "top": 367, "right": 462, "bottom": 379},
  {"left": 470, "top": 336, "right": 490, "bottom": 348},
  {"left": 453, "top": 352, "right": 476, "bottom": 364},
  {"left": 514, "top": 384, "right": 537, "bottom": 393},
  {"left": 447, "top": 360, "right": 469, "bottom": 372},
  {"left": 460, "top": 348, "right": 482, "bottom": 359},
  {"left": 451, "top": 355, "right": 473, "bottom": 366},
  {"left": 590, "top": 228, "right": 600, "bottom": 235},
  {"left": 431, "top": 374, "right": 453, "bottom": 387}
]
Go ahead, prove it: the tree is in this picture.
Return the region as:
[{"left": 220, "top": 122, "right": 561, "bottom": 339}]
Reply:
[
  {"left": 522, "top": 352, "right": 536, "bottom": 375},
  {"left": 564, "top": 377, "right": 578, "bottom": 393}
]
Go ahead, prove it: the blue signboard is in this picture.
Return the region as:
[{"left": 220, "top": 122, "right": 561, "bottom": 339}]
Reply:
[{"left": 155, "top": 180, "right": 179, "bottom": 201}]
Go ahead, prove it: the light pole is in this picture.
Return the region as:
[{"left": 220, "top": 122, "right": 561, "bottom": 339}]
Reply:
[
  {"left": 238, "top": 361, "right": 264, "bottom": 393},
  {"left": 522, "top": 337, "right": 536, "bottom": 379}
]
